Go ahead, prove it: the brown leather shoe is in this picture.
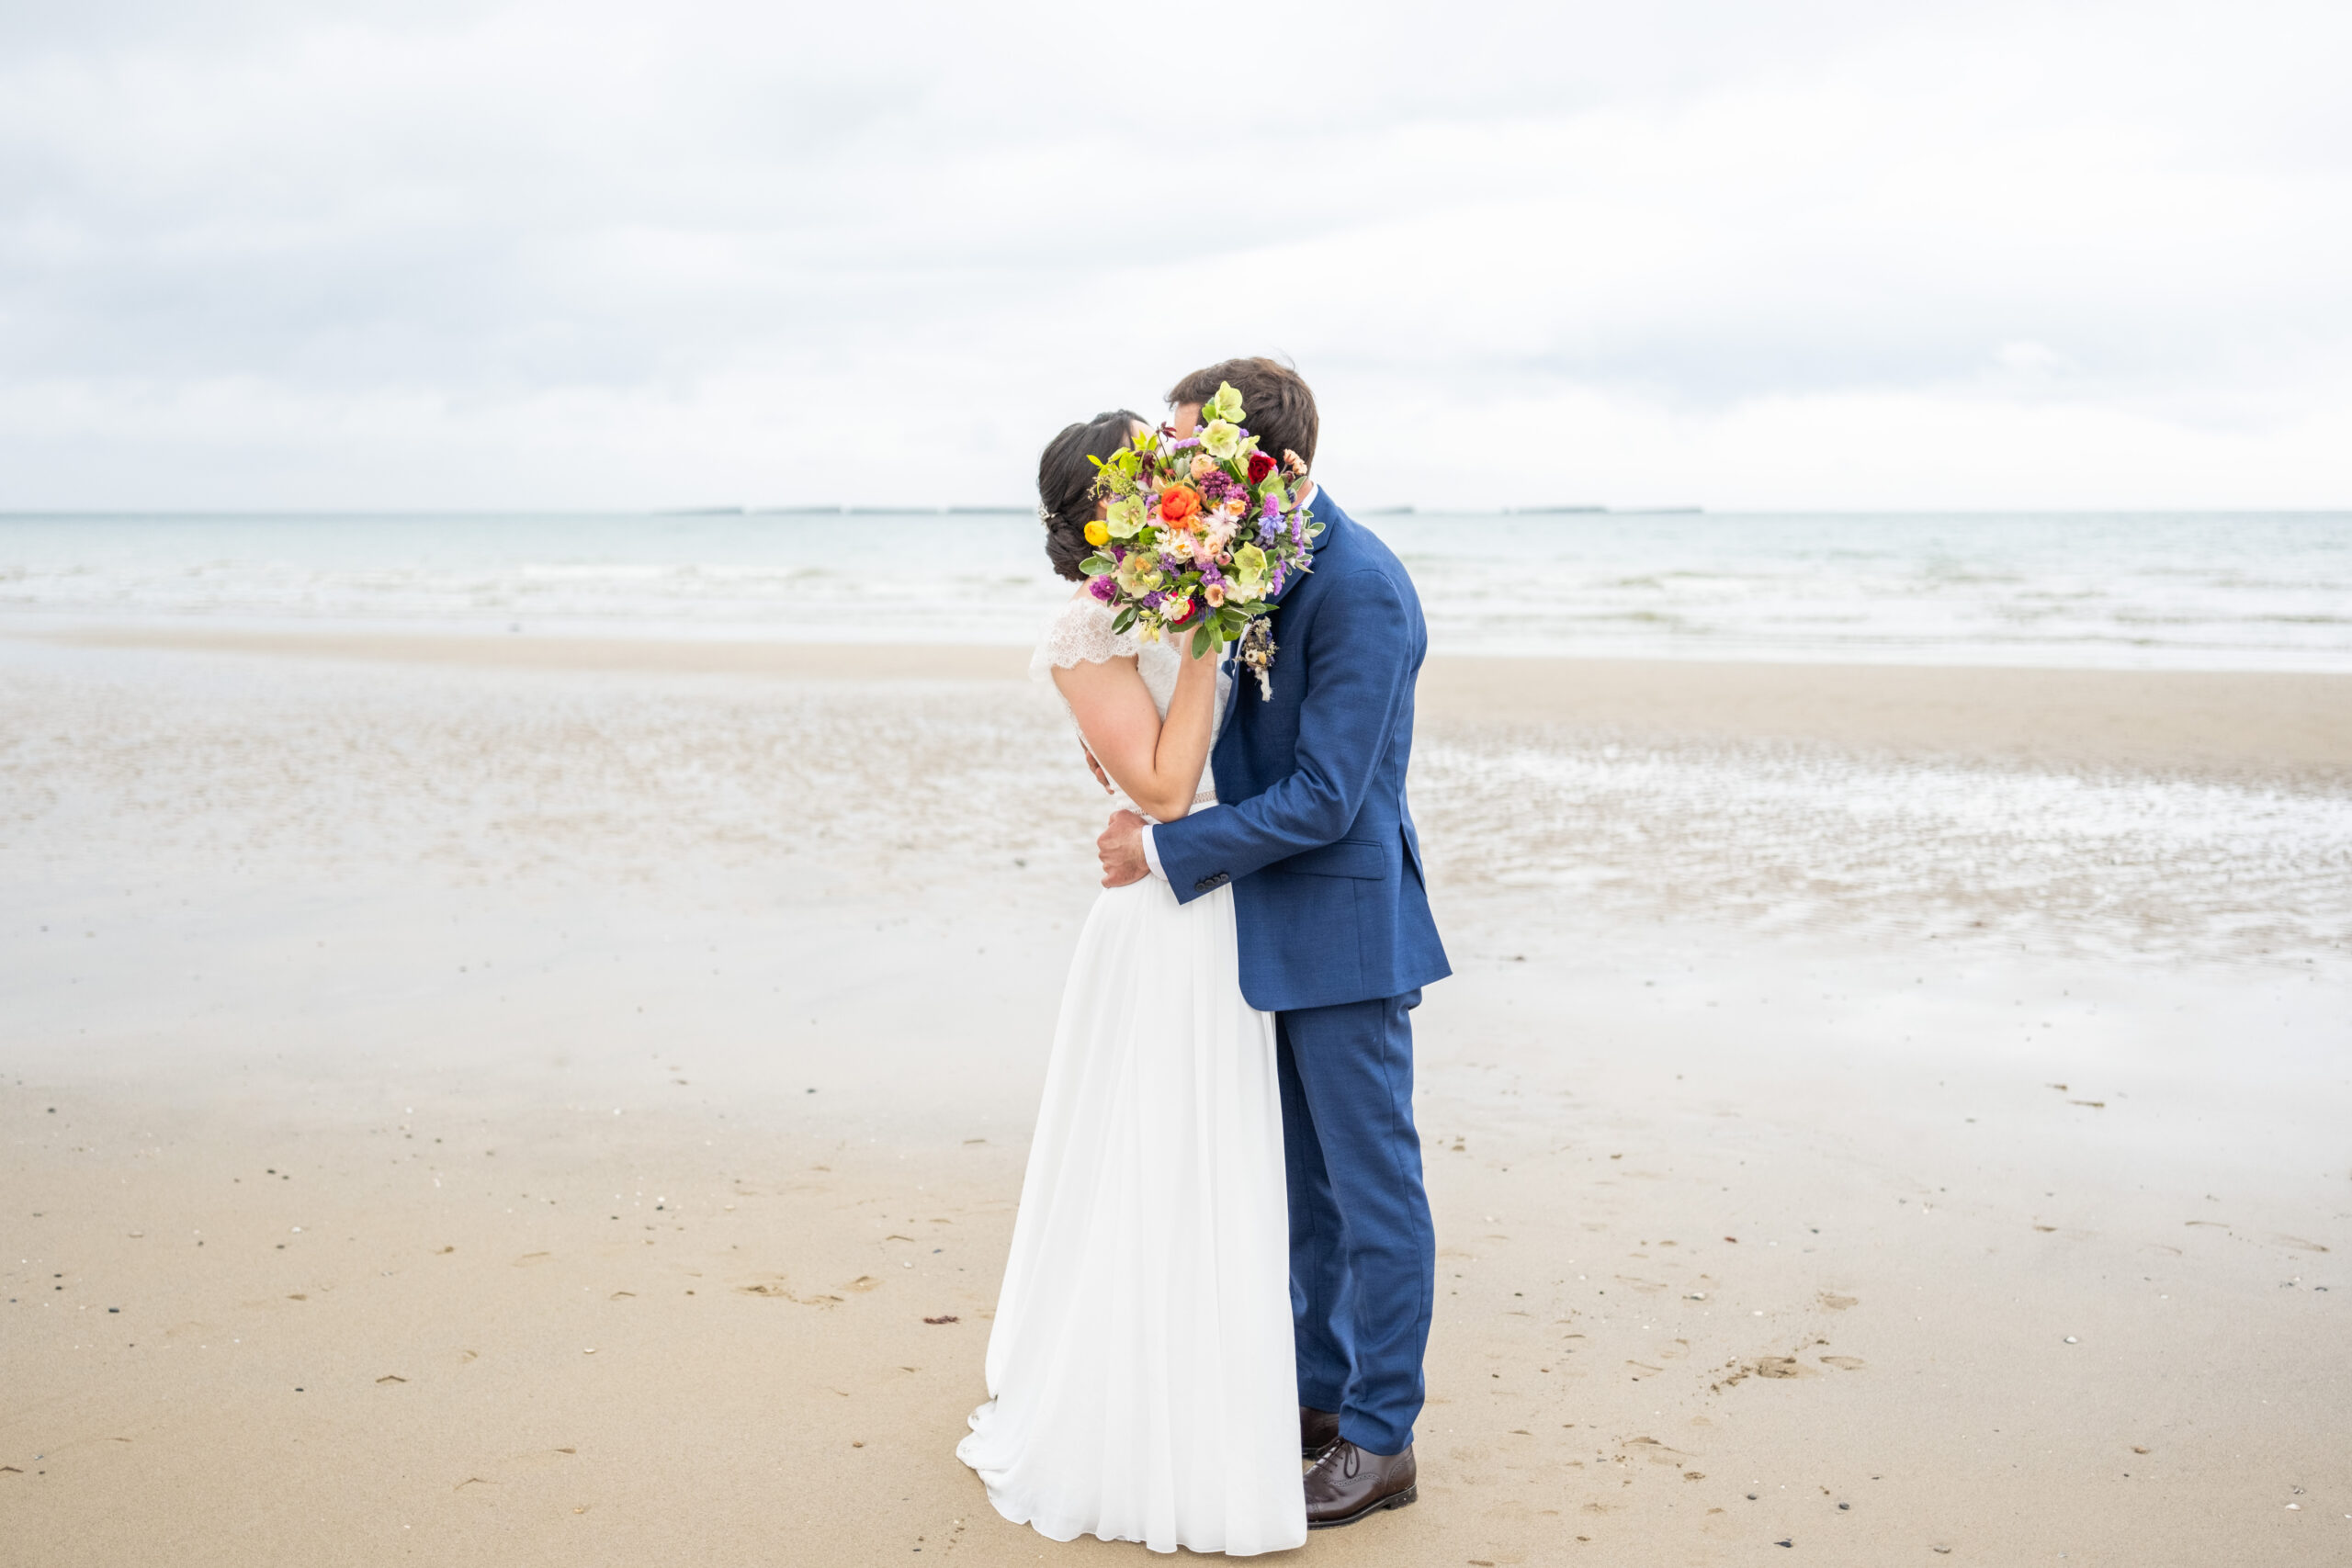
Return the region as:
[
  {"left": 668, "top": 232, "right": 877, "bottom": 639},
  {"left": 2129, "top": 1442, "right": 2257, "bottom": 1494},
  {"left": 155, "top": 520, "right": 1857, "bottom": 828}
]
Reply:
[
  {"left": 1305, "top": 1439, "right": 1417, "bottom": 1529},
  {"left": 1300, "top": 1405, "right": 1341, "bottom": 1461}
]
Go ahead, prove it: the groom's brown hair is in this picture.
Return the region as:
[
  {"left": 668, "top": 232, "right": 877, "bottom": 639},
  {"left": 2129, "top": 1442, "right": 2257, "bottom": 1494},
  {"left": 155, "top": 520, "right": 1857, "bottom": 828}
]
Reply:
[{"left": 1167, "top": 357, "right": 1318, "bottom": 474}]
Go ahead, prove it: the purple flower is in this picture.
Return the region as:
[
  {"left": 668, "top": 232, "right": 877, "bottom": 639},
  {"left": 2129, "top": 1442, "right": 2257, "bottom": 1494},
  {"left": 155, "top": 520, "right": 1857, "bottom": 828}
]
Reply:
[
  {"left": 1271, "top": 565, "right": 1287, "bottom": 595},
  {"left": 1201, "top": 564, "right": 1225, "bottom": 586},
  {"left": 1142, "top": 590, "right": 1163, "bottom": 608},
  {"left": 1087, "top": 575, "right": 1115, "bottom": 603}
]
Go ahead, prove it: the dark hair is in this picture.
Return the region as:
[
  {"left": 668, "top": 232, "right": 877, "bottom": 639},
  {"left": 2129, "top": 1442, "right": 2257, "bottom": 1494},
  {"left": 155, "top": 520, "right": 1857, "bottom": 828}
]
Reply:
[
  {"left": 1038, "top": 409, "right": 1142, "bottom": 581},
  {"left": 1167, "top": 357, "right": 1318, "bottom": 474}
]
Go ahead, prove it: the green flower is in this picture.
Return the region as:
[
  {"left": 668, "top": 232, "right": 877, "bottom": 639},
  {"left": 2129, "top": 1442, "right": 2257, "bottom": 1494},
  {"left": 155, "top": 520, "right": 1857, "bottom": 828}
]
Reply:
[
  {"left": 1103, "top": 496, "right": 1146, "bottom": 538},
  {"left": 1114, "top": 552, "right": 1162, "bottom": 595},
  {"left": 1228, "top": 541, "right": 1269, "bottom": 598},
  {"left": 1205, "top": 381, "right": 1246, "bottom": 424},
  {"left": 1201, "top": 419, "right": 1242, "bottom": 460}
]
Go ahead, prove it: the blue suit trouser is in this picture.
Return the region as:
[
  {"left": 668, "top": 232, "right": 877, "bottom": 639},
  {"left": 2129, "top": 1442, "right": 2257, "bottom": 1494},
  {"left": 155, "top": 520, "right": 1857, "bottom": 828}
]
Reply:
[{"left": 1275, "top": 990, "right": 1434, "bottom": 1457}]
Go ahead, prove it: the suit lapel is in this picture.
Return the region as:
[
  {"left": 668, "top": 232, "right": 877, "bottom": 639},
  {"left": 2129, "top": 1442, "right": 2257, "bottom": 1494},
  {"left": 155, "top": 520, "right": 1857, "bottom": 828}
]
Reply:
[
  {"left": 1216, "top": 605, "right": 1266, "bottom": 728},
  {"left": 1219, "top": 488, "right": 1343, "bottom": 736}
]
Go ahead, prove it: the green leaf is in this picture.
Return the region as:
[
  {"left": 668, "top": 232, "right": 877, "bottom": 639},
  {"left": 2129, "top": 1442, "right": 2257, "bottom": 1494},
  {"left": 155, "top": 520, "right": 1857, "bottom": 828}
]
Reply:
[
  {"left": 1080, "top": 554, "right": 1114, "bottom": 576},
  {"left": 1111, "top": 606, "right": 1137, "bottom": 633},
  {"left": 1191, "top": 623, "right": 1213, "bottom": 659}
]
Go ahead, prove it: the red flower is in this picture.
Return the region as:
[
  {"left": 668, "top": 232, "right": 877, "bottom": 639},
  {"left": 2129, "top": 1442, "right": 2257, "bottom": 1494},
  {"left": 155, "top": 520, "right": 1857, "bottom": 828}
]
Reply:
[{"left": 1245, "top": 451, "right": 1277, "bottom": 485}]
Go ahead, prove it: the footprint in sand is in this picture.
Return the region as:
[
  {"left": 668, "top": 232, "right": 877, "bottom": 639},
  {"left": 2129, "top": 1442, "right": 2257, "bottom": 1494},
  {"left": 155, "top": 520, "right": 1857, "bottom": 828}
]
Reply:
[
  {"left": 736, "top": 1280, "right": 844, "bottom": 1305},
  {"left": 1754, "top": 1356, "right": 1815, "bottom": 1379}
]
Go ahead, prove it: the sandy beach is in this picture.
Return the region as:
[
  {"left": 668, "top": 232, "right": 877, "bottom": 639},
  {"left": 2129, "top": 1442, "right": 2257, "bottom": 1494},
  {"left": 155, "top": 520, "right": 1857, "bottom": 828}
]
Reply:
[{"left": 5, "top": 627, "right": 2348, "bottom": 1566}]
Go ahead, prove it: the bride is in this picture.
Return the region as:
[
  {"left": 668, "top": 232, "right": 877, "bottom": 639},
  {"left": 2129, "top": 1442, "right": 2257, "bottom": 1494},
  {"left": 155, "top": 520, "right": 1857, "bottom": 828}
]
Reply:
[{"left": 956, "top": 411, "right": 1307, "bottom": 1555}]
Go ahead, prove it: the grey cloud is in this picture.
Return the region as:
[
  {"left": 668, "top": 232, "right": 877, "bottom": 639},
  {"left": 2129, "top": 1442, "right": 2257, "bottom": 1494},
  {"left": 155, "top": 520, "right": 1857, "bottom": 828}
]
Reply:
[{"left": 2, "top": 0, "right": 2348, "bottom": 506}]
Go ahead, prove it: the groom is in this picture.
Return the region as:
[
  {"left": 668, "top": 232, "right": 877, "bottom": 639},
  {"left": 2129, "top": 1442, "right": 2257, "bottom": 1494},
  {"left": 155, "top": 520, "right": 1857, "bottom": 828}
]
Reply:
[{"left": 1096, "top": 357, "right": 1451, "bottom": 1529}]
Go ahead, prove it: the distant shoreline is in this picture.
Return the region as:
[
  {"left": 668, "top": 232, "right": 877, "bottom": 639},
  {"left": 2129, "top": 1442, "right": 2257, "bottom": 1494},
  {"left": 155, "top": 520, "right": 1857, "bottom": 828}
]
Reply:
[{"left": 9, "top": 506, "right": 2351, "bottom": 520}]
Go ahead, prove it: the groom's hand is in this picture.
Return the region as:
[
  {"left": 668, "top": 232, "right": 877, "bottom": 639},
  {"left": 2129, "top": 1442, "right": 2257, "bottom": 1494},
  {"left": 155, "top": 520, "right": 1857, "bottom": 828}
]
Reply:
[
  {"left": 1080, "top": 741, "right": 1114, "bottom": 795},
  {"left": 1097, "top": 808, "right": 1150, "bottom": 888}
]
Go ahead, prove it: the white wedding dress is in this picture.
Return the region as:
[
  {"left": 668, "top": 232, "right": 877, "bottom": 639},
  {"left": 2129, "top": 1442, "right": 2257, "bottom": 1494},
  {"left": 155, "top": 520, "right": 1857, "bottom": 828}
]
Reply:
[{"left": 957, "top": 596, "right": 1306, "bottom": 1556}]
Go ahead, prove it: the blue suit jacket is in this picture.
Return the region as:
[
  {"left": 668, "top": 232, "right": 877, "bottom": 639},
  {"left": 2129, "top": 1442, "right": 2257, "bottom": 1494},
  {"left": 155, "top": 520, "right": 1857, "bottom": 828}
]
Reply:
[{"left": 1152, "top": 491, "right": 1451, "bottom": 1013}]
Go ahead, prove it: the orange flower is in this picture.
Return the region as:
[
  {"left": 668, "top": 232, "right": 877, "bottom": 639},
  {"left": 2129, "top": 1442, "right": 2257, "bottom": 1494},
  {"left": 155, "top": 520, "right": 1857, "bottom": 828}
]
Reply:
[{"left": 1158, "top": 484, "right": 1202, "bottom": 526}]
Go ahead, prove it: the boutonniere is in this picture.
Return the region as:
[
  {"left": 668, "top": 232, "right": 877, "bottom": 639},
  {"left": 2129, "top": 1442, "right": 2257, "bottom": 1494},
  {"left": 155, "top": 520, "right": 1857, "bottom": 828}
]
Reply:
[{"left": 1238, "top": 614, "right": 1278, "bottom": 701}]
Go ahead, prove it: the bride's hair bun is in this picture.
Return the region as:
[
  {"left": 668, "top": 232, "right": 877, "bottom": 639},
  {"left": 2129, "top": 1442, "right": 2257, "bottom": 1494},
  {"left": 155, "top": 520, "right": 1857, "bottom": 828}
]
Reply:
[{"left": 1038, "top": 410, "right": 1143, "bottom": 581}]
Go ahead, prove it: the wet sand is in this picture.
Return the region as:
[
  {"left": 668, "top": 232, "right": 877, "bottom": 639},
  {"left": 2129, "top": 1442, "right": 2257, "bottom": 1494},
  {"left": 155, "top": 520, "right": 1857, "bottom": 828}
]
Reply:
[
  {"left": 43, "top": 622, "right": 2352, "bottom": 779},
  {"left": 5, "top": 629, "right": 2348, "bottom": 1564}
]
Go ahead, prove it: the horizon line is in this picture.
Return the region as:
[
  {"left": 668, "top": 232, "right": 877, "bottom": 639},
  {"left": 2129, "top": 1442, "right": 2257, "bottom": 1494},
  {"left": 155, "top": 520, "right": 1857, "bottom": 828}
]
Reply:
[{"left": 6, "top": 504, "right": 2352, "bottom": 520}]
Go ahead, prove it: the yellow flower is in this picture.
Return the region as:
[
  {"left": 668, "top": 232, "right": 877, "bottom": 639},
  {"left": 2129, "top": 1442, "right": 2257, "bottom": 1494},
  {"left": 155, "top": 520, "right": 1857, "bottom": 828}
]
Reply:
[{"left": 1083, "top": 520, "right": 1110, "bottom": 547}]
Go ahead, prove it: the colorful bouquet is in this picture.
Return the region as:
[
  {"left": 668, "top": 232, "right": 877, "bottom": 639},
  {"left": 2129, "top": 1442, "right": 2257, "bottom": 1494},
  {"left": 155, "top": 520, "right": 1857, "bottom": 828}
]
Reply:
[{"left": 1076, "top": 381, "right": 1319, "bottom": 691}]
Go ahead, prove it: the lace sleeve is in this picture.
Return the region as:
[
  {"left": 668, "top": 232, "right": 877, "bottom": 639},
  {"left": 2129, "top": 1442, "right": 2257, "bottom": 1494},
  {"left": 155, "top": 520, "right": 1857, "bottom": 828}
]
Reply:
[{"left": 1029, "top": 594, "right": 1138, "bottom": 683}]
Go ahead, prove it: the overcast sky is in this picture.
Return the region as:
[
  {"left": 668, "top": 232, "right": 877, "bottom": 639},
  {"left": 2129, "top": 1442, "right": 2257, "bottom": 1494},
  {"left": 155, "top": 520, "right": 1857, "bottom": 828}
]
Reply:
[{"left": 4, "top": 0, "right": 2348, "bottom": 510}]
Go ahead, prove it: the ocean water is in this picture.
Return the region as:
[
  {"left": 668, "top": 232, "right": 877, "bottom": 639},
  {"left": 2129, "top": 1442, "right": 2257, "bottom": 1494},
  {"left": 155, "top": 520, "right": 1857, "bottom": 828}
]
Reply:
[{"left": 2, "top": 509, "right": 2348, "bottom": 671}]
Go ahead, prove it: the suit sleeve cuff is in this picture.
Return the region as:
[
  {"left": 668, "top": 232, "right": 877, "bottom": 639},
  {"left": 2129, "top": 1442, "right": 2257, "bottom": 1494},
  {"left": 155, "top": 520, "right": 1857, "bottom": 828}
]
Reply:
[{"left": 1140, "top": 824, "right": 1167, "bottom": 881}]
